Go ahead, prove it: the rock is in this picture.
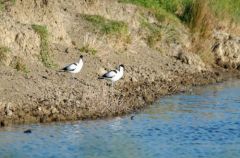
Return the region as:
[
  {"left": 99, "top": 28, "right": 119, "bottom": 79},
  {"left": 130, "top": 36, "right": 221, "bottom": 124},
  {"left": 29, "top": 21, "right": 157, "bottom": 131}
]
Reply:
[
  {"left": 5, "top": 103, "right": 13, "bottom": 116},
  {"left": 176, "top": 51, "right": 190, "bottom": 64},
  {"left": 130, "top": 77, "right": 137, "bottom": 82},
  {"left": 24, "top": 129, "right": 32, "bottom": 134},
  {"left": 6, "top": 109, "right": 13, "bottom": 116},
  {"left": 0, "top": 121, "right": 5, "bottom": 127},
  {"left": 130, "top": 116, "right": 135, "bottom": 120},
  {"left": 213, "top": 31, "right": 240, "bottom": 70},
  {"left": 50, "top": 107, "right": 59, "bottom": 114},
  {"left": 42, "top": 76, "right": 48, "bottom": 79},
  {"left": 65, "top": 48, "right": 69, "bottom": 53}
]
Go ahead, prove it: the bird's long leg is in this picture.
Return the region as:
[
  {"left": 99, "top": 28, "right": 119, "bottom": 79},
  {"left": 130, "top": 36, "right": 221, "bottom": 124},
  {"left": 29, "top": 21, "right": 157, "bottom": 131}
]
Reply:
[
  {"left": 71, "top": 74, "right": 75, "bottom": 88},
  {"left": 111, "top": 82, "right": 113, "bottom": 95}
]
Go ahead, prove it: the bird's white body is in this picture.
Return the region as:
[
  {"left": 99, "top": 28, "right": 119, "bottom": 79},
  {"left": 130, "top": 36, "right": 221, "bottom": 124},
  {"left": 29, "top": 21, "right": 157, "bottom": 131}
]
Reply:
[
  {"left": 62, "top": 57, "right": 83, "bottom": 73},
  {"left": 99, "top": 65, "right": 124, "bottom": 86},
  {"left": 105, "top": 67, "right": 124, "bottom": 82}
]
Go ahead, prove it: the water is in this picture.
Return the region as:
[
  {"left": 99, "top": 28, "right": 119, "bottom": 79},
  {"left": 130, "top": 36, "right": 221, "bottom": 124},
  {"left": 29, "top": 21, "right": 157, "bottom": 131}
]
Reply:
[{"left": 1, "top": 80, "right": 240, "bottom": 158}]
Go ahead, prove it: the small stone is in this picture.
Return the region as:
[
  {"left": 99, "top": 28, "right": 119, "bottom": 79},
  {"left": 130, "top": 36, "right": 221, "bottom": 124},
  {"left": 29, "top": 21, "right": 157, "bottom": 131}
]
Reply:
[
  {"left": 51, "top": 107, "right": 59, "bottom": 114},
  {"left": 5, "top": 103, "right": 13, "bottom": 116},
  {"left": 65, "top": 48, "right": 69, "bottom": 53},
  {"left": 130, "top": 116, "right": 135, "bottom": 120},
  {"left": 6, "top": 109, "right": 13, "bottom": 116},
  {"left": 42, "top": 76, "right": 48, "bottom": 79},
  {"left": 24, "top": 129, "right": 32, "bottom": 134},
  {"left": 131, "top": 77, "right": 138, "bottom": 82},
  {"left": 0, "top": 121, "right": 5, "bottom": 127}
]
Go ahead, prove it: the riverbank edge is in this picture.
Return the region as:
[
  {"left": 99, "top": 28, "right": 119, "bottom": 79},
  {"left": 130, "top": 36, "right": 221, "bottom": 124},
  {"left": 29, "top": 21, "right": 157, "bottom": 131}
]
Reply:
[{"left": 1, "top": 67, "right": 239, "bottom": 127}]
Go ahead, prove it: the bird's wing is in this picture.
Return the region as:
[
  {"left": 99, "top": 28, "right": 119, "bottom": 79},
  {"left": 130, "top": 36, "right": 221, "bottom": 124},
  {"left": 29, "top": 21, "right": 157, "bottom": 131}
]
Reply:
[
  {"left": 62, "top": 63, "right": 77, "bottom": 71},
  {"left": 102, "top": 70, "right": 117, "bottom": 78}
]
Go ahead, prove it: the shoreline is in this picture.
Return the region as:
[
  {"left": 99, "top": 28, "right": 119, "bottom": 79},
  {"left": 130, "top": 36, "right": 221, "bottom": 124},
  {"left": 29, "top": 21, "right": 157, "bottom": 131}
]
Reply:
[{"left": 1, "top": 68, "right": 239, "bottom": 127}]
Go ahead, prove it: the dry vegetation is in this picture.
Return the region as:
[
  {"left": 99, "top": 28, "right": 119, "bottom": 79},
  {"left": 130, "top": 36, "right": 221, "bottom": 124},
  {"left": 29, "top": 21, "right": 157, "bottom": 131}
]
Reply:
[{"left": 120, "top": 0, "right": 239, "bottom": 65}]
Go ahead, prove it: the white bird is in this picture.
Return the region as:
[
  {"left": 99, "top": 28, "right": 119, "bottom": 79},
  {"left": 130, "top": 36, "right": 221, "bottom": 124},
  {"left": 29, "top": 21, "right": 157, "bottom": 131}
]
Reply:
[
  {"left": 98, "top": 64, "right": 125, "bottom": 86},
  {"left": 61, "top": 55, "right": 84, "bottom": 74}
]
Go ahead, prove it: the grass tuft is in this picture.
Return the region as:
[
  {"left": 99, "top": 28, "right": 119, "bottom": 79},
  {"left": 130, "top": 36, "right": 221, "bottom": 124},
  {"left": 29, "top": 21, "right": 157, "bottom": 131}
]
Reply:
[
  {"left": 0, "top": 46, "right": 10, "bottom": 64},
  {"left": 32, "top": 24, "right": 55, "bottom": 68},
  {"left": 10, "top": 56, "right": 29, "bottom": 73},
  {"left": 82, "top": 14, "right": 128, "bottom": 36},
  {"left": 198, "top": 51, "right": 215, "bottom": 65},
  {"left": 78, "top": 45, "right": 97, "bottom": 55},
  {"left": 140, "top": 19, "right": 161, "bottom": 47},
  {"left": 0, "top": 0, "right": 16, "bottom": 12},
  {"left": 210, "top": 0, "right": 240, "bottom": 23}
]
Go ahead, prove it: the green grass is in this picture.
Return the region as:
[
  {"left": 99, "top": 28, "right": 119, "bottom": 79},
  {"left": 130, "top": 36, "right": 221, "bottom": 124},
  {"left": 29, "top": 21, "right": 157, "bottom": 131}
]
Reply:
[
  {"left": 78, "top": 45, "right": 97, "bottom": 55},
  {"left": 0, "top": 0, "right": 16, "bottom": 12},
  {"left": 10, "top": 56, "right": 29, "bottom": 73},
  {"left": 82, "top": 14, "right": 128, "bottom": 36},
  {"left": 0, "top": 3, "right": 3, "bottom": 11},
  {"left": 32, "top": 24, "right": 55, "bottom": 68},
  {"left": 140, "top": 19, "right": 162, "bottom": 47},
  {"left": 120, "top": 0, "right": 189, "bottom": 23},
  {"left": 120, "top": 0, "right": 161, "bottom": 9},
  {"left": 120, "top": 0, "right": 240, "bottom": 24},
  {"left": 210, "top": 0, "right": 240, "bottom": 22},
  {"left": 0, "top": 46, "right": 10, "bottom": 64},
  {"left": 141, "top": 17, "right": 180, "bottom": 48},
  {"left": 120, "top": 0, "right": 190, "bottom": 13}
]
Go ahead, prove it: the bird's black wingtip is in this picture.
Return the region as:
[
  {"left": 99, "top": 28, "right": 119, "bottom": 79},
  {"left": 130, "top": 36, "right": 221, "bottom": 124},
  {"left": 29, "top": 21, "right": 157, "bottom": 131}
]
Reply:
[{"left": 60, "top": 66, "right": 68, "bottom": 71}]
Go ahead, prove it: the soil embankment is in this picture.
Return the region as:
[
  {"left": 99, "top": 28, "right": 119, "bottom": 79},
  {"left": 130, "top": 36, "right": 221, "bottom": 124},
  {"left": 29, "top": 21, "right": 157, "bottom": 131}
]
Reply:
[{"left": 0, "top": 0, "right": 240, "bottom": 126}]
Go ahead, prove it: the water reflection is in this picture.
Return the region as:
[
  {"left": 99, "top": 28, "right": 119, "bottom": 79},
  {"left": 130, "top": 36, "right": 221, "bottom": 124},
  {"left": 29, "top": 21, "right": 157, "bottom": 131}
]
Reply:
[{"left": 1, "top": 80, "right": 240, "bottom": 158}]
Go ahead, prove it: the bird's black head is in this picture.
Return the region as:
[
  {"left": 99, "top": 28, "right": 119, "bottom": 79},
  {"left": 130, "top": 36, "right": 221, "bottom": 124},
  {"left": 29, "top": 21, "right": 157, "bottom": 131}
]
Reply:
[
  {"left": 80, "top": 55, "right": 83, "bottom": 59},
  {"left": 119, "top": 64, "right": 125, "bottom": 69}
]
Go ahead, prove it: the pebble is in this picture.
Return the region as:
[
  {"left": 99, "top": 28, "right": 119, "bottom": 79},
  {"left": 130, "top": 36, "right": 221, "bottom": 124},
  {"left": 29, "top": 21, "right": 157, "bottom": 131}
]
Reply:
[
  {"left": 130, "top": 116, "right": 135, "bottom": 120},
  {"left": 24, "top": 129, "right": 32, "bottom": 134}
]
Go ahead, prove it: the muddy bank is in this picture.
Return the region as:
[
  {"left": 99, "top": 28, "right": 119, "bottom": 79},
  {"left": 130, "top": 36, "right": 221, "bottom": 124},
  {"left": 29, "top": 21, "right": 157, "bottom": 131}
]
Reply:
[{"left": 0, "top": 67, "right": 239, "bottom": 126}]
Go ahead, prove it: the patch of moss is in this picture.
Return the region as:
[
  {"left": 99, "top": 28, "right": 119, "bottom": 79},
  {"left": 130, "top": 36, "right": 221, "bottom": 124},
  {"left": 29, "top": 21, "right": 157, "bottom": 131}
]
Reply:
[{"left": 32, "top": 24, "right": 55, "bottom": 68}]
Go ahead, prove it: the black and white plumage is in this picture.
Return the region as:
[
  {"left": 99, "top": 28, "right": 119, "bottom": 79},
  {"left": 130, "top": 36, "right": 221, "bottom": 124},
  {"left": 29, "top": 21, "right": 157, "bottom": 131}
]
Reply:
[
  {"left": 61, "top": 55, "right": 83, "bottom": 73},
  {"left": 98, "top": 64, "right": 125, "bottom": 86}
]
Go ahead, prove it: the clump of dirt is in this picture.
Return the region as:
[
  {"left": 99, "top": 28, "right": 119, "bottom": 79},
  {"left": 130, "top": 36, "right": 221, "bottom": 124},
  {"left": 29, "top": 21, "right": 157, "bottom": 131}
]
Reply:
[
  {"left": 0, "top": 0, "right": 240, "bottom": 126},
  {"left": 212, "top": 31, "right": 240, "bottom": 69}
]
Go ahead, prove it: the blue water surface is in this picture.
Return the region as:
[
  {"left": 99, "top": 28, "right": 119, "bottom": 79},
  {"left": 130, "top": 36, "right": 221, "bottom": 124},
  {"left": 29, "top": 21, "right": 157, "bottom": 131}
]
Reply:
[{"left": 0, "top": 79, "right": 240, "bottom": 158}]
